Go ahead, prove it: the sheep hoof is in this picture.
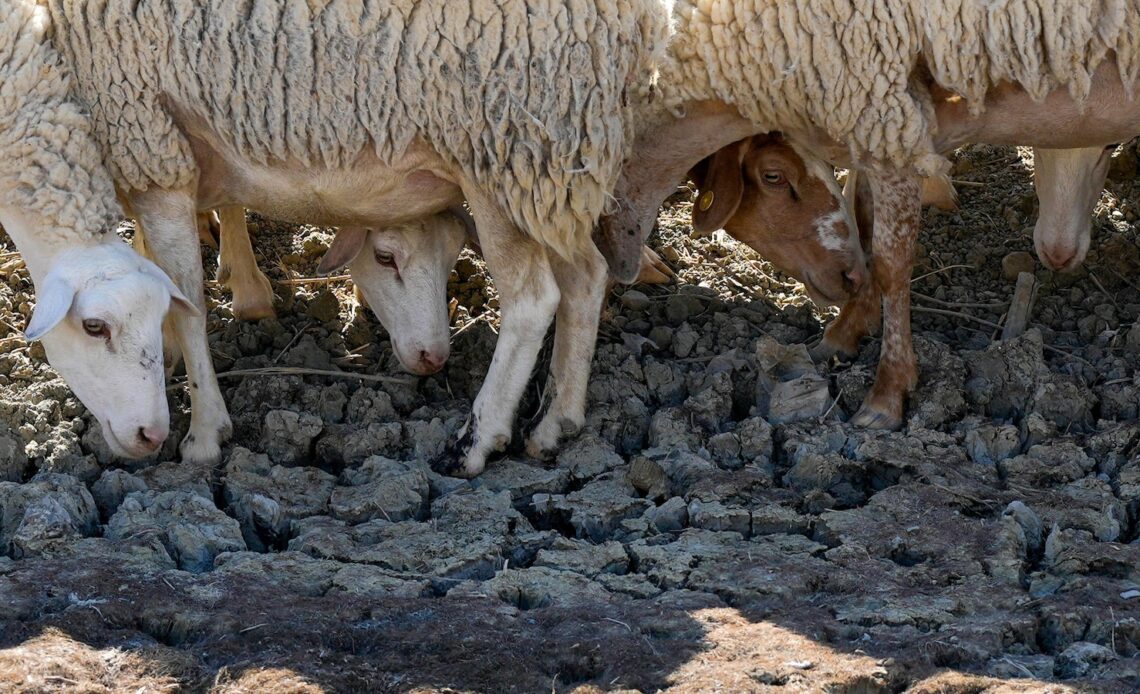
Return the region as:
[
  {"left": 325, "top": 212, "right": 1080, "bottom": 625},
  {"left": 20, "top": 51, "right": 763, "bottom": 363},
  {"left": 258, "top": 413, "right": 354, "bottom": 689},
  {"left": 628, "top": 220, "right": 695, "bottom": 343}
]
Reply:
[
  {"left": 178, "top": 432, "right": 222, "bottom": 464},
  {"left": 809, "top": 337, "right": 856, "bottom": 363},
  {"left": 231, "top": 298, "right": 276, "bottom": 321},
  {"left": 229, "top": 271, "right": 276, "bottom": 321},
  {"left": 525, "top": 417, "right": 581, "bottom": 460}
]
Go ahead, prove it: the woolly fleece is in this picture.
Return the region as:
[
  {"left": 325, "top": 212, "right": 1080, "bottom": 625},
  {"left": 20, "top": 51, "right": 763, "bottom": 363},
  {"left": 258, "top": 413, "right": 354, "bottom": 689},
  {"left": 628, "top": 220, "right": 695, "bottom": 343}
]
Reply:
[
  {"left": 0, "top": 1, "right": 120, "bottom": 244},
  {"left": 662, "top": 0, "right": 1140, "bottom": 175},
  {"left": 43, "top": 0, "right": 671, "bottom": 258}
]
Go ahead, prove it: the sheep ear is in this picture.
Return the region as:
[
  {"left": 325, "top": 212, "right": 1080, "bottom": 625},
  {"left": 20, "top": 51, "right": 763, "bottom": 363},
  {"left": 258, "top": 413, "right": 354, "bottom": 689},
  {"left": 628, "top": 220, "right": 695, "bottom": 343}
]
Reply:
[
  {"left": 139, "top": 259, "right": 201, "bottom": 317},
  {"left": 25, "top": 273, "right": 77, "bottom": 342},
  {"left": 318, "top": 227, "right": 368, "bottom": 274},
  {"left": 692, "top": 139, "right": 749, "bottom": 236}
]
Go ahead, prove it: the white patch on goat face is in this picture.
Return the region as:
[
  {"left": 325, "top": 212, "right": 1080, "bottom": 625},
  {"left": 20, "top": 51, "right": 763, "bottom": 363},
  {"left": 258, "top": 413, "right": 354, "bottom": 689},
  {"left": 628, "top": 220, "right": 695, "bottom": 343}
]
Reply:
[
  {"left": 32, "top": 245, "right": 177, "bottom": 458},
  {"left": 814, "top": 210, "right": 847, "bottom": 251},
  {"left": 347, "top": 214, "right": 467, "bottom": 375}
]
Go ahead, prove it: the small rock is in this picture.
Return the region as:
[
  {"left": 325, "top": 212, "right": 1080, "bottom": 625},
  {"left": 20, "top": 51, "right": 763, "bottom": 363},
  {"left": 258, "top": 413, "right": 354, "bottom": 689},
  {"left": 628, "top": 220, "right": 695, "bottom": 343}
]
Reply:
[
  {"left": 90, "top": 469, "right": 149, "bottom": 520},
  {"left": 306, "top": 290, "right": 341, "bottom": 323},
  {"left": 1054, "top": 641, "right": 1117, "bottom": 679},
  {"left": 475, "top": 459, "right": 570, "bottom": 505},
  {"left": 964, "top": 424, "right": 1021, "bottom": 465},
  {"left": 331, "top": 456, "right": 429, "bottom": 524},
  {"left": 1002, "top": 501, "right": 1043, "bottom": 555},
  {"left": 262, "top": 410, "right": 324, "bottom": 463},
  {"left": 752, "top": 504, "right": 810, "bottom": 536},
  {"left": 627, "top": 456, "right": 669, "bottom": 500},
  {"left": 533, "top": 538, "right": 629, "bottom": 577},
  {"left": 620, "top": 290, "right": 650, "bottom": 312},
  {"left": 0, "top": 474, "right": 99, "bottom": 556},
  {"left": 316, "top": 422, "right": 403, "bottom": 466},
  {"left": 1001, "top": 251, "right": 1036, "bottom": 280},
  {"left": 556, "top": 434, "right": 624, "bottom": 483},
  {"left": 665, "top": 294, "right": 703, "bottom": 324},
  {"left": 106, "top": 491, "right": 245, "bottom": 573},
  {"left": 643, "top": 497, "right": 688, "bottom": 533},
  {"left": 766, "top": 377, "right": 833, "bottom": 425},
  {"left": 688, "top": 499, "right": 750, "bottom": 536},
  {"left": 0, "top": 422, "right": 29, "bottom": 482},
  {"left": 672, "top": 323, "right": 699, "bottom": 358},
  {"left": 553, "top": 476, "right": 653, "bottom": 542}
]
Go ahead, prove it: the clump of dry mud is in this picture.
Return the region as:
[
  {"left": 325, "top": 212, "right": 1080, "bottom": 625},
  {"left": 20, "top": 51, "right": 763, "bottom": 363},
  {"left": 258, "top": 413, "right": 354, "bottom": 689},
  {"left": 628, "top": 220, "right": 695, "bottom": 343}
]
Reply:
[{"left": 1, "top": 145, "right": 1138, "bottom": 692}]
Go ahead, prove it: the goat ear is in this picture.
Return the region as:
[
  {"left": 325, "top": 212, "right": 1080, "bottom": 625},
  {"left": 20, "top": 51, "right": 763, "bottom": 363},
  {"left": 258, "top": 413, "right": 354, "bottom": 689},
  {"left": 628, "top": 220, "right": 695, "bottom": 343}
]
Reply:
[
  {"left": 139, "top": 258, "right": 201, "bottom": 317},
  {"left": 448, "top": 205, "right": 481, "bottom": 253},
  {"left": 318, "top": 227, "right": 368, "bottom": 274},
  {"left": 691, "top": 139, "right": 749, "bottom": 236},
  {"left": 25, "top": 272, "right": 77, "bottom": 341}
]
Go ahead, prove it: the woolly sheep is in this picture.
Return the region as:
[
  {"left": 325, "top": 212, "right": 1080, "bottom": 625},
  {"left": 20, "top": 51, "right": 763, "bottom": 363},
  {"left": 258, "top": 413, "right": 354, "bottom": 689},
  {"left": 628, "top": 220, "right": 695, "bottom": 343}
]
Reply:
[
  {"left": 11, "top": 0, "right": 669, "bottom": 477},
  {"left": 599, "top": 0, "right": 1140, "bottom": 429},
  {"left": 0, "top": 1, "right": 199, "bottom": 458}
]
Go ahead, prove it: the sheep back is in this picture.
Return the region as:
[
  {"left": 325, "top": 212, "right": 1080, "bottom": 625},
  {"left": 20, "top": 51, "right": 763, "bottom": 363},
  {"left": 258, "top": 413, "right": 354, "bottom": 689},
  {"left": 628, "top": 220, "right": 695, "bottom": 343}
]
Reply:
[
  {"left": 46, "top": 0, "right": 671, "bottom": 259},
  {"left": 663, "top": 0, "right": 1140, "bottom": 176}
]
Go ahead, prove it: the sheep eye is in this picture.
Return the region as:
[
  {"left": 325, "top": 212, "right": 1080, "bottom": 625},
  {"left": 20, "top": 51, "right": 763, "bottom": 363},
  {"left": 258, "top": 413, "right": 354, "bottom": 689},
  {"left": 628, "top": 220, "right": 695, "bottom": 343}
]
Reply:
[
  {"left": 762, "top": 171, "right": 786, "bottom": 185},
  {"left": 374, "top": 250, "right": 396, "bottom": 268},
  {"left": 82, "top": 319, "right": 109, "bottom": 338}
]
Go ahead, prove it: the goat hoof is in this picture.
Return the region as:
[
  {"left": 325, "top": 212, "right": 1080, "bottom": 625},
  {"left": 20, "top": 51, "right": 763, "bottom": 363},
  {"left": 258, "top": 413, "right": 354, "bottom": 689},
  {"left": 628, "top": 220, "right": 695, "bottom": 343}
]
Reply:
[{"left": 850, "top": 402, "right": 903, "bottom": 430}]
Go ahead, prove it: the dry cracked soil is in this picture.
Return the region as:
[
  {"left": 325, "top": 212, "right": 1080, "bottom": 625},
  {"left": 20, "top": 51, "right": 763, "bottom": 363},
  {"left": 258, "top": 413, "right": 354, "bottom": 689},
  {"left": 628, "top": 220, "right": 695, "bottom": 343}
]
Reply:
[{"left": 1, "top": 145, "right": 1139, "bottom": 693}]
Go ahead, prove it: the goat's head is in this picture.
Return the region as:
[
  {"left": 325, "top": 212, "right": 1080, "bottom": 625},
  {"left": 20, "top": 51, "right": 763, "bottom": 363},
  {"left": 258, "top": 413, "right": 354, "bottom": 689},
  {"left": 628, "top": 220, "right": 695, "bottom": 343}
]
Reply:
[
  {"left": 22, "top": 241, "right": 197, "bottom": 458},
  {"left": 690, "top": 135, "right": 866, "bottom": 306},
  {"left": 318, "top": 210, "right": 469, "bottom": 375}
]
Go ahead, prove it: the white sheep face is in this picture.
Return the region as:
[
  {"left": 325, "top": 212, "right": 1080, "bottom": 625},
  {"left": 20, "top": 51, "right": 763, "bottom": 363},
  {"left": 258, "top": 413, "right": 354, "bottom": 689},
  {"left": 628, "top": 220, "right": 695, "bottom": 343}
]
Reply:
[
  {"left": 319, "top": 214, "right": 468, "bottom": 375},
  {"left": 24, "top": 244, "right": 197, "bottom": 457}
]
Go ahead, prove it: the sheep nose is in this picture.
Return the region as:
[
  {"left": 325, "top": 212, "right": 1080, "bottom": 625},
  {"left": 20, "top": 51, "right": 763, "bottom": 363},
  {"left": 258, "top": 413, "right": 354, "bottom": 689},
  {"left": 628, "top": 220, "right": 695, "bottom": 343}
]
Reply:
[
  {"left": 136, "top": 425, "right": 167, "bottom": 453},
  {"left": 416, "top": 349, "right": 447, "bottom": 374},
  {"left": 1040, "top": 245, "right": 1078, "bottom": 272}
]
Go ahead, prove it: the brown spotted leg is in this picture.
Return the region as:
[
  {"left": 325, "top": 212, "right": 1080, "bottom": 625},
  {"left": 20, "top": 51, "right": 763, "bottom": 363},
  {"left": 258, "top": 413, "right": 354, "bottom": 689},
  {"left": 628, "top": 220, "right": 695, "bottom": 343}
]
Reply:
[{"left": 850, "top": 170, "right": 922, "bottom": 429}]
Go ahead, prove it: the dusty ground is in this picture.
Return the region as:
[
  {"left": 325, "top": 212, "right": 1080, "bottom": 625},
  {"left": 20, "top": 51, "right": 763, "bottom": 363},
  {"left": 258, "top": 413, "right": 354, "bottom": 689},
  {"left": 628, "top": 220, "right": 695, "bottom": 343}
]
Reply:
[{"left": 1, "top": 145, "right": 1139, "bottom": 693}]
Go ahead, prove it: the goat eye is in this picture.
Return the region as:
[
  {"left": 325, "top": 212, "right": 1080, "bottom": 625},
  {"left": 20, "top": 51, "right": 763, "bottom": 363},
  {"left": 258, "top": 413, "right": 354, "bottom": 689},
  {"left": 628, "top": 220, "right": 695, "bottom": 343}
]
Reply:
[
  {"left": 82, "top": 319, "right": 108, "bottom": 338},
  {"left": 374, "top": 250, "right": 396, "bottom": 268},
  {"left": 762, "top": 171, "right": 786, "bottom": 185}
]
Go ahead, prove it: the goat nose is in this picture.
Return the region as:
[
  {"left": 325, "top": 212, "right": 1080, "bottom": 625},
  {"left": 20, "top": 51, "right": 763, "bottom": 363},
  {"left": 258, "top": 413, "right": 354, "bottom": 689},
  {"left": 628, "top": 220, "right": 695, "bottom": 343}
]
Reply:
[
  {"left": 136, "top": 425, "right": 167, "bottom": 452},
  {"left": 1041, "top": 245, "right": 1077, "bottom": 271},
  {"left": 844, "top": 264, "right": 867, "bottom": 292}
]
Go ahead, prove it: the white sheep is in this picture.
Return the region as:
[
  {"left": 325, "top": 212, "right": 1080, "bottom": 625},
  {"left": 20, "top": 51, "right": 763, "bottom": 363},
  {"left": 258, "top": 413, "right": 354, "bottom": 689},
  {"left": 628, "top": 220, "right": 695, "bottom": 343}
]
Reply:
[
  {"left": 600, "top": 0, "right": 1140, "bottom": 429},
  {"left": 9, "top": 0, "right": 670, "bottom": 476},
  {"left": 0, "top": 1, "right": 200, "bottom": 458}
]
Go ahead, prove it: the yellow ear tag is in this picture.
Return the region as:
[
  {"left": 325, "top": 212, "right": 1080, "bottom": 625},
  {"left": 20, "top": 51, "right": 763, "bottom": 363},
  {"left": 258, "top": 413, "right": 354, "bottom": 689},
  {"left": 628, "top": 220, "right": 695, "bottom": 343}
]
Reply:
[{"left": 698, "top": 190, "right": 715, "bottom": 212}]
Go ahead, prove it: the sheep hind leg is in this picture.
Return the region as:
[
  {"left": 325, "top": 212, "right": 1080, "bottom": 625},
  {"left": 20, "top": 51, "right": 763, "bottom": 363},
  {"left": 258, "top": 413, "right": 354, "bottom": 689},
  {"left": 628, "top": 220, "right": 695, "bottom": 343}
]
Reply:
[
  {"left": 850, "top": 171, "right": 921, "bottom": 429},
  {"left": 129, "top": 186, "right": 232, "bottom": 464},
  {"left": 525, "top": 243, "right": 608, "bottom": 459},
  {"left": 216, "top": 206, "right": 275, "bottom": 320},
  {"left": 444, "top": 191, "right": 560, "bottom": 478}
]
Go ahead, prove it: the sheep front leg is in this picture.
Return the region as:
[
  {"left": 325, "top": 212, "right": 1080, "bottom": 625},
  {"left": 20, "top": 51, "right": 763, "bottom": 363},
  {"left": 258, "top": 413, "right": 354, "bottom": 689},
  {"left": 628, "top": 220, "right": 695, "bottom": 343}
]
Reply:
[
  {"left": 525, "top": 243, "right": 608, "bottom": 459},
  {"left": 447, "top": 195, "right": 561, "bottom": 478},
  {"left": 130, "top": 188, "right": 232, "bottom": 463},
  {"left": 850, "top": 171, "right": 921, "bottom": 429},
  {"left": 215, "top": 206, "right": 275, "bottom": 320}
]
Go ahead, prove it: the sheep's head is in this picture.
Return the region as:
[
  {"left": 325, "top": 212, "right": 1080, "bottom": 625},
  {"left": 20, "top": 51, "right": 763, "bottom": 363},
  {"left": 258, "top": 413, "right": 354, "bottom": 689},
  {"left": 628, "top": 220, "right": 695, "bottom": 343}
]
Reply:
[
  {"left": 24, "top": 242, "right": 198, "bottom": 458},
  {"left": 1032, "top": 145, "right": 1113, "bottom": 272},
  {"left": 690, "top": 135, "right": 866, "bottom": 306},
  {"left": 318, "top": 210, "right": 469, "bottom": 375}
]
